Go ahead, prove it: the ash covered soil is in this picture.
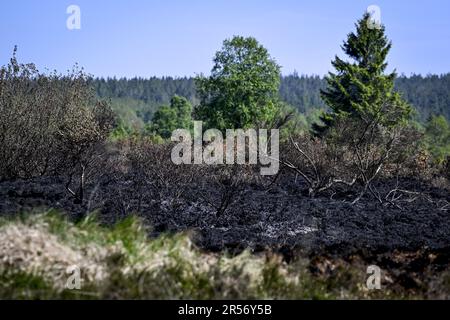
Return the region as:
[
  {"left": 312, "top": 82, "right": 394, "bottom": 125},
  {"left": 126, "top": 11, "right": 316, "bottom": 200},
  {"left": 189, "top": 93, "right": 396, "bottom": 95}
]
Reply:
[{"left": 0, "top": 174, "right": 448, "bottom": 256}]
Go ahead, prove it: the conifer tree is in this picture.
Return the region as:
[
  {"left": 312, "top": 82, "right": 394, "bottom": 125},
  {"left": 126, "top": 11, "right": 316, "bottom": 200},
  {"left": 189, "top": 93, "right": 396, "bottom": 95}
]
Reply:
[{"left": 313, "top": 13, "right": 412, "bottom": 136}]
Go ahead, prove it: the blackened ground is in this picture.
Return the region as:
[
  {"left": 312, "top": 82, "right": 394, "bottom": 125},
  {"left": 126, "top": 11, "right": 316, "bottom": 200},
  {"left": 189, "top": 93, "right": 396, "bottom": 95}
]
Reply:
[{"left": 0, "top": 173, "right": 448, "bottom": 257}]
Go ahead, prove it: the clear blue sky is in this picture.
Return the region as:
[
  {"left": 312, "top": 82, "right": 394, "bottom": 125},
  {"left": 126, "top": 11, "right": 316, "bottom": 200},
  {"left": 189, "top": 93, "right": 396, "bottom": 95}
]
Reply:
[{"left": 1, "top": 0, "right": 449, "bottom": 77}]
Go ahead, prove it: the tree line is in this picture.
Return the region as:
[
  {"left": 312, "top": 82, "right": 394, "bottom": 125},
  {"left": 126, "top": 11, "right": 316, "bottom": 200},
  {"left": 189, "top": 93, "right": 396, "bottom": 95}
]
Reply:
[{"left": 91, "top": 73, "right": 450, "bottom": 126}]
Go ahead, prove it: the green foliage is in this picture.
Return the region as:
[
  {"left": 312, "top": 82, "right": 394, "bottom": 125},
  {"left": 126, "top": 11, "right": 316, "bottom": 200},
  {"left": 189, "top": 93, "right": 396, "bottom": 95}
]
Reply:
[
  {"left": 109, "top": 97, "right": 151, "bottom": 129},
  {"left": 0, "top": 272, "right": 60, "bottom": 300},
  {"left": 395, "top": 74, "right": 450, "bottom": 122},
  {"left": 424, "top": 115, "right": 450, "bottom": 163},
  {"left": 90, "top": 74, "right": 450, "bottom": 129},
  {"left": 280, "top": 107, "right": 328, "bottom": 139},
  {"left": 92, "top": 76, "right": 198, "bottom": 108},
  {"left": 149, "top": 95, "right": 192, "bottom": 139},
  {"left": 0, "top": 212, "right": 419, "bottom": 300},
  {"left": 313, "top": 13, "right": 412, "bottom": 135},
  {"left": 92, "top": 77, "right": 197, "bottom": 133},
  {"left": 279, "top": 73, "right": 328, "bottom": 113},
  {"left": 195, "top": 36, "right": 282, "bottom": 130},
  {"left": 277, "top": 103, "right": 308, "bottom": 139}
]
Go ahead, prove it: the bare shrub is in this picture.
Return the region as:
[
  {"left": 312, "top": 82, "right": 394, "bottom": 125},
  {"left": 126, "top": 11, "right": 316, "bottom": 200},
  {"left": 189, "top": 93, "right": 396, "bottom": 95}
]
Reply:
[
  {"left": 280, "top": 134, "right": 356, "bottom": 197},
  {"left": 56, "top": 100, "right": 115, "bottom": 203},
  {"left": 444, "top": 156, "right": 450, "bottom": 180},
  {"left": 281, "top": 113, "right": 419, "bottom": 204},
  {"left": 196, "top": 164, "right": 258, "bottom": 217},
  {"left": 125, "top": 139, "right": 199, "bottom": 208},
  {"left": 327, "top": 117, "right": 408, "bottom": 203},
  {"left": 0, "top": 48, "right": 115, "bottom": 203},
  {"left": 385, "top": 127, "right": 425, "bottom": 177},
  {"left": 123, "top": 138, "right": 262, "bottom": 218}
]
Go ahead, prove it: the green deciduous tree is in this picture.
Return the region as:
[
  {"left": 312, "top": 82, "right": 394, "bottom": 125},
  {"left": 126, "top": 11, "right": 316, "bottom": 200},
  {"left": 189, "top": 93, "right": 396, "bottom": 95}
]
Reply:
[
  {"left": 424, "top": 115, "right": 450, "bottom": 163},
  {"left": 195, "top": 36, "right": 282, "bottom": 130},
  {"left": 150, "top": 95, "right": 192, "bottom": 139}
]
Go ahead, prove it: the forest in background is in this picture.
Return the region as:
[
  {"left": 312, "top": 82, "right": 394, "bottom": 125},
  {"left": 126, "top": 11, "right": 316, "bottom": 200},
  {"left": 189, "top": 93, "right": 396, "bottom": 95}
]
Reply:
[
  {"left": 90, "top": 73, "right": 450, "bottom": 163},
  {"left": 91, "top": 73, "right": 450, "bottom": 128}
]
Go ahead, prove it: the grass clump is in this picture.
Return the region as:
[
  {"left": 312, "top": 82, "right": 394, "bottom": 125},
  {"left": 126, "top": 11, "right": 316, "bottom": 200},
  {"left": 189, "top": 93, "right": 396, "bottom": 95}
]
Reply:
[{"left": 0, "top": 211, "right": 446, "bottom": 299}]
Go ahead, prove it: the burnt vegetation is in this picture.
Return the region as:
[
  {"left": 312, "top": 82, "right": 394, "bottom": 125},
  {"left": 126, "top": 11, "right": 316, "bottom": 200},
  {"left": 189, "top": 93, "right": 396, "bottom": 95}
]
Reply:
[
  {"left": 0, "top": 16, "right": 449, "bottom": 261},
  {"left": 0, "top": 51, "right": 448, "bottom": 256}
]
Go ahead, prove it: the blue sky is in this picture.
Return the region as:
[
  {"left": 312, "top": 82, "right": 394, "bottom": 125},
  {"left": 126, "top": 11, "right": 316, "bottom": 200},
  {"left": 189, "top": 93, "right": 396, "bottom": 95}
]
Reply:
[{"left": 1, "top": 0, "right": 449, "bottom": 77}]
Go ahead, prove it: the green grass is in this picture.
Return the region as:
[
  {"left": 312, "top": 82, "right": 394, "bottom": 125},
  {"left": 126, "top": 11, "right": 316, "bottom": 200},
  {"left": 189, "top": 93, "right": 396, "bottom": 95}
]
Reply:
[{"left": 0, "top": 211, "right": 447, "bottom": 300}]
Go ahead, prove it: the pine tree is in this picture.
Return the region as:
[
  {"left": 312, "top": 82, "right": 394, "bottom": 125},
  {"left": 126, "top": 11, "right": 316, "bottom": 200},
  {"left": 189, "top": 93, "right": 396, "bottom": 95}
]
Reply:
[{"left": 313, "top": 13, "right": 412, "bottom": 136}]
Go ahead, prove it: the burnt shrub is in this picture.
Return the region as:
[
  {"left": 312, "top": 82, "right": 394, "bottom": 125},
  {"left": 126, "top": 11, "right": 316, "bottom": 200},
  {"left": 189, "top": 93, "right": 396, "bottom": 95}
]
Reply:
[
  {"left": 281, "top": 115, "right": 430, "bottom": 203},
  {"left": 444, "top": 157, "right": 450, "bottom": 180},
  {"left": 0, "top": 48, "right": 115, "bottom": 203},
  {"left": 125, "top": 139, "right": 200, "bottom": 206},
  {"left": 119, "top": 137, "right": 265, "bottom": 220},
  {"left": 280, "top": 133, "right": 355, "bottom": 197}
]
